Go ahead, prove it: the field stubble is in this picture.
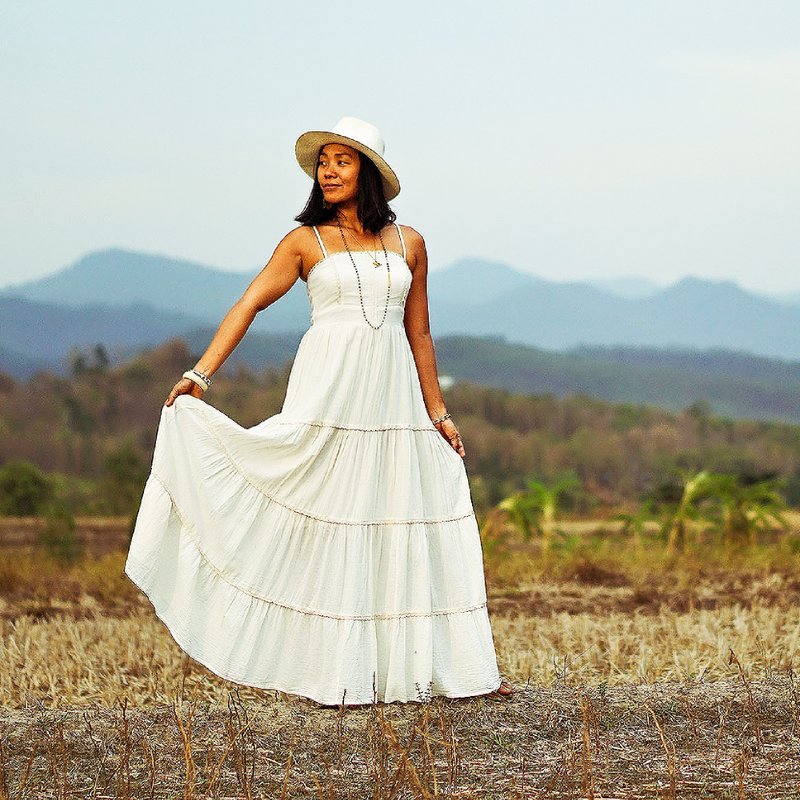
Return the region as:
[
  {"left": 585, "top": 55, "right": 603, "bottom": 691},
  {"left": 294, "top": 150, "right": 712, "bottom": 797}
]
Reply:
[{"left": 1, "top": 517, "right": 800, "bottom": 797}]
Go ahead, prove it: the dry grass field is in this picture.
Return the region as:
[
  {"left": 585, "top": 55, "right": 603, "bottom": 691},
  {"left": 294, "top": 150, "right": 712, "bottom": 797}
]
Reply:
[{"left": 2, "top": 515, "right": 800, "bottom": 798}]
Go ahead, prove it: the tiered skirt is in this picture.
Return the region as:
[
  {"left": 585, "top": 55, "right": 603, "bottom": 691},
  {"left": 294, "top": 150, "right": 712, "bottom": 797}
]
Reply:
[{"left": 125, "top": 320, "right": 502, "bottom": 705}]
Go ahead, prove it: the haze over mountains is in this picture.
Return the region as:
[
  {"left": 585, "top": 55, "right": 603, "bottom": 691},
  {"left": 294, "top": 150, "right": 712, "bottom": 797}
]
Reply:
[
  {"left": 3, "top": 247, "right": 799, "bottom": 355},
  {"left": 1, "top": 247, "right": 798, "bottom": 422}
]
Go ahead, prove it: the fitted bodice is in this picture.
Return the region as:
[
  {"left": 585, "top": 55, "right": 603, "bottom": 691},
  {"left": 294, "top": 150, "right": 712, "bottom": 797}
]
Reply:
[{"left": 304, "top": 249, "right": 412, "bottom": 328}]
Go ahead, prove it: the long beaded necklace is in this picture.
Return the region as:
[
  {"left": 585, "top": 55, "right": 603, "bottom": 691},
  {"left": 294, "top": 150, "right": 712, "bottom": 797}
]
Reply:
[{"left": 335, "top": 215, "right": 392, "bottom": 330}]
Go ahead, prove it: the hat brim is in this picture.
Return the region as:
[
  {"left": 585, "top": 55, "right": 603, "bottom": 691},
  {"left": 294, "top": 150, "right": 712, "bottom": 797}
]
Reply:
[{"left": 295, "top": 131, "right": 401, "bottom": 201}]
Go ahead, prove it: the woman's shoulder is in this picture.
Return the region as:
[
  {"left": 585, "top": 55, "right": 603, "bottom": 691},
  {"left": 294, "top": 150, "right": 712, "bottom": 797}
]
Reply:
[
  {"left": 269, "top": 225, "right": 322, "bottom": 266},
  {"left": 394, "top": 221, "right": 422, "bottom": 238},
  {"left": 397, "top": 223, "right": 425, "bottom": 251},
  {"left": 278, "top": 224, "right": 319, "bottom": 247},
  {"left": 286, "top": 222, "right": 317, "bottom": 235}
]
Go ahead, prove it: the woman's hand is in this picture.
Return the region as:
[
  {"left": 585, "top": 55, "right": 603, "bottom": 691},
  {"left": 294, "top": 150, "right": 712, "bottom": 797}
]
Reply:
[
  {"left": 164, "top": 377, "right": 204, "bottom": 407},
  {"left": 436, "top": 417, "right": 465, "bottom": 458}
]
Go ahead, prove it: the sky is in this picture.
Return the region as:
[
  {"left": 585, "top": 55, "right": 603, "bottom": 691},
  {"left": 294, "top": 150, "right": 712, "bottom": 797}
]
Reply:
[{"left": 1, "top": 1, "right": 798, "bottom": 295}]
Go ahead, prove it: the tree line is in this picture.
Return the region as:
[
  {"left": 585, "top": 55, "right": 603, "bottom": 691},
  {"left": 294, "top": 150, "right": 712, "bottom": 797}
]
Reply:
[{"left": 0, "top": 337, "right": 798, "bottom": 530}]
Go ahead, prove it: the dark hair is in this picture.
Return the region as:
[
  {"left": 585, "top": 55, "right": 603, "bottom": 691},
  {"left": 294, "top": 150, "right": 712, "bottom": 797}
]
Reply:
[{"left": 294, "top": 146, "right": 396, "bottom": 233}]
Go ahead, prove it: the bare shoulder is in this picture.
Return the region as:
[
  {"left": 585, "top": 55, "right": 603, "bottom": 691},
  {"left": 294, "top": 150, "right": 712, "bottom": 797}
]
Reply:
[
  {"left": 398, "top": 224, "right": 427, "bottom": 270},
  {"left": 271, "top": 224, "right": 321, "bottom": 270},
  {"left": 399, "top": 224, "right": 425, "bottom": 248},
  {"left": 276, "top": 224, "right": 315, "bottom": 251}
]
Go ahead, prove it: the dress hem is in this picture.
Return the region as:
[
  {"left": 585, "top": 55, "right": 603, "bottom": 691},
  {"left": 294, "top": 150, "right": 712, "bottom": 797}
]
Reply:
[{"left": 124, "top": 555, "right": 503, "bottom": 706}]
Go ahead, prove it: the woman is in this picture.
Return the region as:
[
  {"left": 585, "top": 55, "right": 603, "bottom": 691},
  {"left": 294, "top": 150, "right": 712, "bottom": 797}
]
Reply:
[{"left": 125, "top": 116, "right": 513, "bottom": 705}]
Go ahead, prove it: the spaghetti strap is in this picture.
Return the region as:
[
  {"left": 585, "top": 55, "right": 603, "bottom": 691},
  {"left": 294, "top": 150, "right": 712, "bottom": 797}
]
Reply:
[
  {"left": 311, "top": 225, "right": 328, "bottom": 258},
  {"left": 394, "top": 222, "right": 407, "bottom": 260}
]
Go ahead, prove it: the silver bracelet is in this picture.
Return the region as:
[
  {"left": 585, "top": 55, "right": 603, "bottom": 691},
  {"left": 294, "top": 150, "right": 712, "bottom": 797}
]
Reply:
[
  {"left": 182, "top": 369, "right": 212, "bottom": 392},
  {"left": 192, "top": 368, "right": 213, "bottom": 386},
  {"left": 431, "top": 412, "right": 451, "bottom": 425}
]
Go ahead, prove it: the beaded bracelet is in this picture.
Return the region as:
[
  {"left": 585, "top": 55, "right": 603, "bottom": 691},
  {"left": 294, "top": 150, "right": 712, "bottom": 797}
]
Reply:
[
  {"left": 431, "top": 412, "right": 451, "bottom": 425},
  {"left": 182, "top": 369, "right": 212, "bottom": 392}
]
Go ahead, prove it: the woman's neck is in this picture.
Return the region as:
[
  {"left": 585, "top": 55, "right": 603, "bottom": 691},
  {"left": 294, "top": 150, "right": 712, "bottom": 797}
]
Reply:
[{"left": 333, "top": 202, "right": 364, "bottom": 235}]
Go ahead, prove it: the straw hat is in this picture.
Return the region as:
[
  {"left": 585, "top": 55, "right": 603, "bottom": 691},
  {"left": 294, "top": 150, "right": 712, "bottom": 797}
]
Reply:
[{"left": 295, "top": 116, "right": 401, "bottom": 201}]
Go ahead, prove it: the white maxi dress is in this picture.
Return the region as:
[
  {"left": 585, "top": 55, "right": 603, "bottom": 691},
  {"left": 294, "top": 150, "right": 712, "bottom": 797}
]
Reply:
[{"left": 124, "top": 222, "right": 503, "bottom": 705}]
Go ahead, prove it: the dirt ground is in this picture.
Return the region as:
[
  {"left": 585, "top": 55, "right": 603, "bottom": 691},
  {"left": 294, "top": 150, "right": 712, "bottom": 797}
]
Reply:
[{"left": 2, "top": 675, "right": 799, "bottom": 799}]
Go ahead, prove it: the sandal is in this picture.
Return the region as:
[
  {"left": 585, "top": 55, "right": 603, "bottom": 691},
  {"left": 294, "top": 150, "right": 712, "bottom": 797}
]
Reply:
[{"left": 489, "top": 679, "right": 514, "bottom": 698}]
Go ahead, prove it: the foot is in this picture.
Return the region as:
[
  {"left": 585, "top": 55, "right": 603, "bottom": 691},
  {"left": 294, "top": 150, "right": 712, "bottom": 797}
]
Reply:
[{"left": 490, "top": 679, "right": 513, "bottom": 698}]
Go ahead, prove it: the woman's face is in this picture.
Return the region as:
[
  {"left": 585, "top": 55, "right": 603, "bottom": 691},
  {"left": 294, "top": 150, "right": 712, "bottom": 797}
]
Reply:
[{"left": 317, "top": 143, "right": 361, "bottom": 205}]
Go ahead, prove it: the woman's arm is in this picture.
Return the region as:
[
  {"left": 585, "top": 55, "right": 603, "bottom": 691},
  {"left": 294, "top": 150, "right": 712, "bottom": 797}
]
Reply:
[
  {"left": 164, "top": 228, "right": 304, "bottom": 406},
  {"left": 402, "top": 226, "right": 448, "bottom": 422}
]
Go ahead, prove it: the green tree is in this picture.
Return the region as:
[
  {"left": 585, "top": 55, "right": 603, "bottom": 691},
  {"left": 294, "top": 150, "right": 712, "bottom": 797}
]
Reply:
[
  {"left": 496, "top": 471, "right": 582, "bottom": 551},
  {"left": 657, "top": 470, "right": 715, "bottom": 554},
  {"left": 93, "top": 343, "right": 110, "bottom": 372},
  {"left": 38, "top": 505, "right": 84, "bottom": 563},
  {"left": 0, "top": 460, "right": 53, "bottom": 516},
  {"left": 99, "top": 441, "right": 148, "bottom": 514},
  {"left": 704, "top": 474, "right": 788, "bottom": 547},
  {"left": 68, "top": 346, "right": 88, "bottom": 377}
]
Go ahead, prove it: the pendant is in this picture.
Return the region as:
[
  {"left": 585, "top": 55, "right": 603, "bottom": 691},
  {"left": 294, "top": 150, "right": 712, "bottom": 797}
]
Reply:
[{"left": 372, "top": 260, "right": 381, "bottom": 267}]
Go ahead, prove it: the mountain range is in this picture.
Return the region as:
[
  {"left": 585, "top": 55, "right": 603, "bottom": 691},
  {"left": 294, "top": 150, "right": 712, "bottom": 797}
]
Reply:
[
  {"left": 1, "top": 247, "right": 798, "bottom": 421},
  {"left": 0, "top": 249, "right": 308, "bottom": 335},
  {"left": 3, "top": 247, "right": 798, "bottom": 359},
  {"left": 426, "top": 260, "right": 800, "bottom": 359}
]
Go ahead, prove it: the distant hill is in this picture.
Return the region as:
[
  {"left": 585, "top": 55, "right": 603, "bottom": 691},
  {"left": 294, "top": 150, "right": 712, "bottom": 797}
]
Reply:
[
  {"left": 0, "top": 344, "right": 49, "bottom": 379},
  {"left": 0, "top": 296, "right": 310, "bottom": 379},
  {"left": 2, "top": 296, "right": 798, "bottom": 421},
  {"left": 585, "top": 277, "right": 662, "bottom": 298},
  {"left": 180, "top": 327, "right": 304, "bottom": 375},
  {"left": 201, "top": 330, "right": 799, "bottom": 423},
  {"left": 3, "top": 246, "right": 800, "bottom": 417},
  {"left": 0, "top": 247, "right": 311, "bottom": 335},
  {"left": 434, "top": 337, "right": 800, "bottom": 423},
  {"left": 785, "top": 291, "right": 800, "bottom": 306},
  {"left": 147, "top": 333, "right": 800, "bottom": 423},
  {"left": 425, "top": 258, "right": 538, "bottom": 305},
  {"left": 428, "top": 266, "right": 800, "bottom": 360},
  {"left": 3, "top": 248, "right": 800, "bottom": 358},
  {"left": 0, "top": 296, "right": 209, "bottom": 376}
]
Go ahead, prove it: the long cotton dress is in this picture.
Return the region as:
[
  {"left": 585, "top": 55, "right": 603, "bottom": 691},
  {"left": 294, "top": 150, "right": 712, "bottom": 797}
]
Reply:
[{"left": 124, "top": 221, "right": 503, "bottom": 705}]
